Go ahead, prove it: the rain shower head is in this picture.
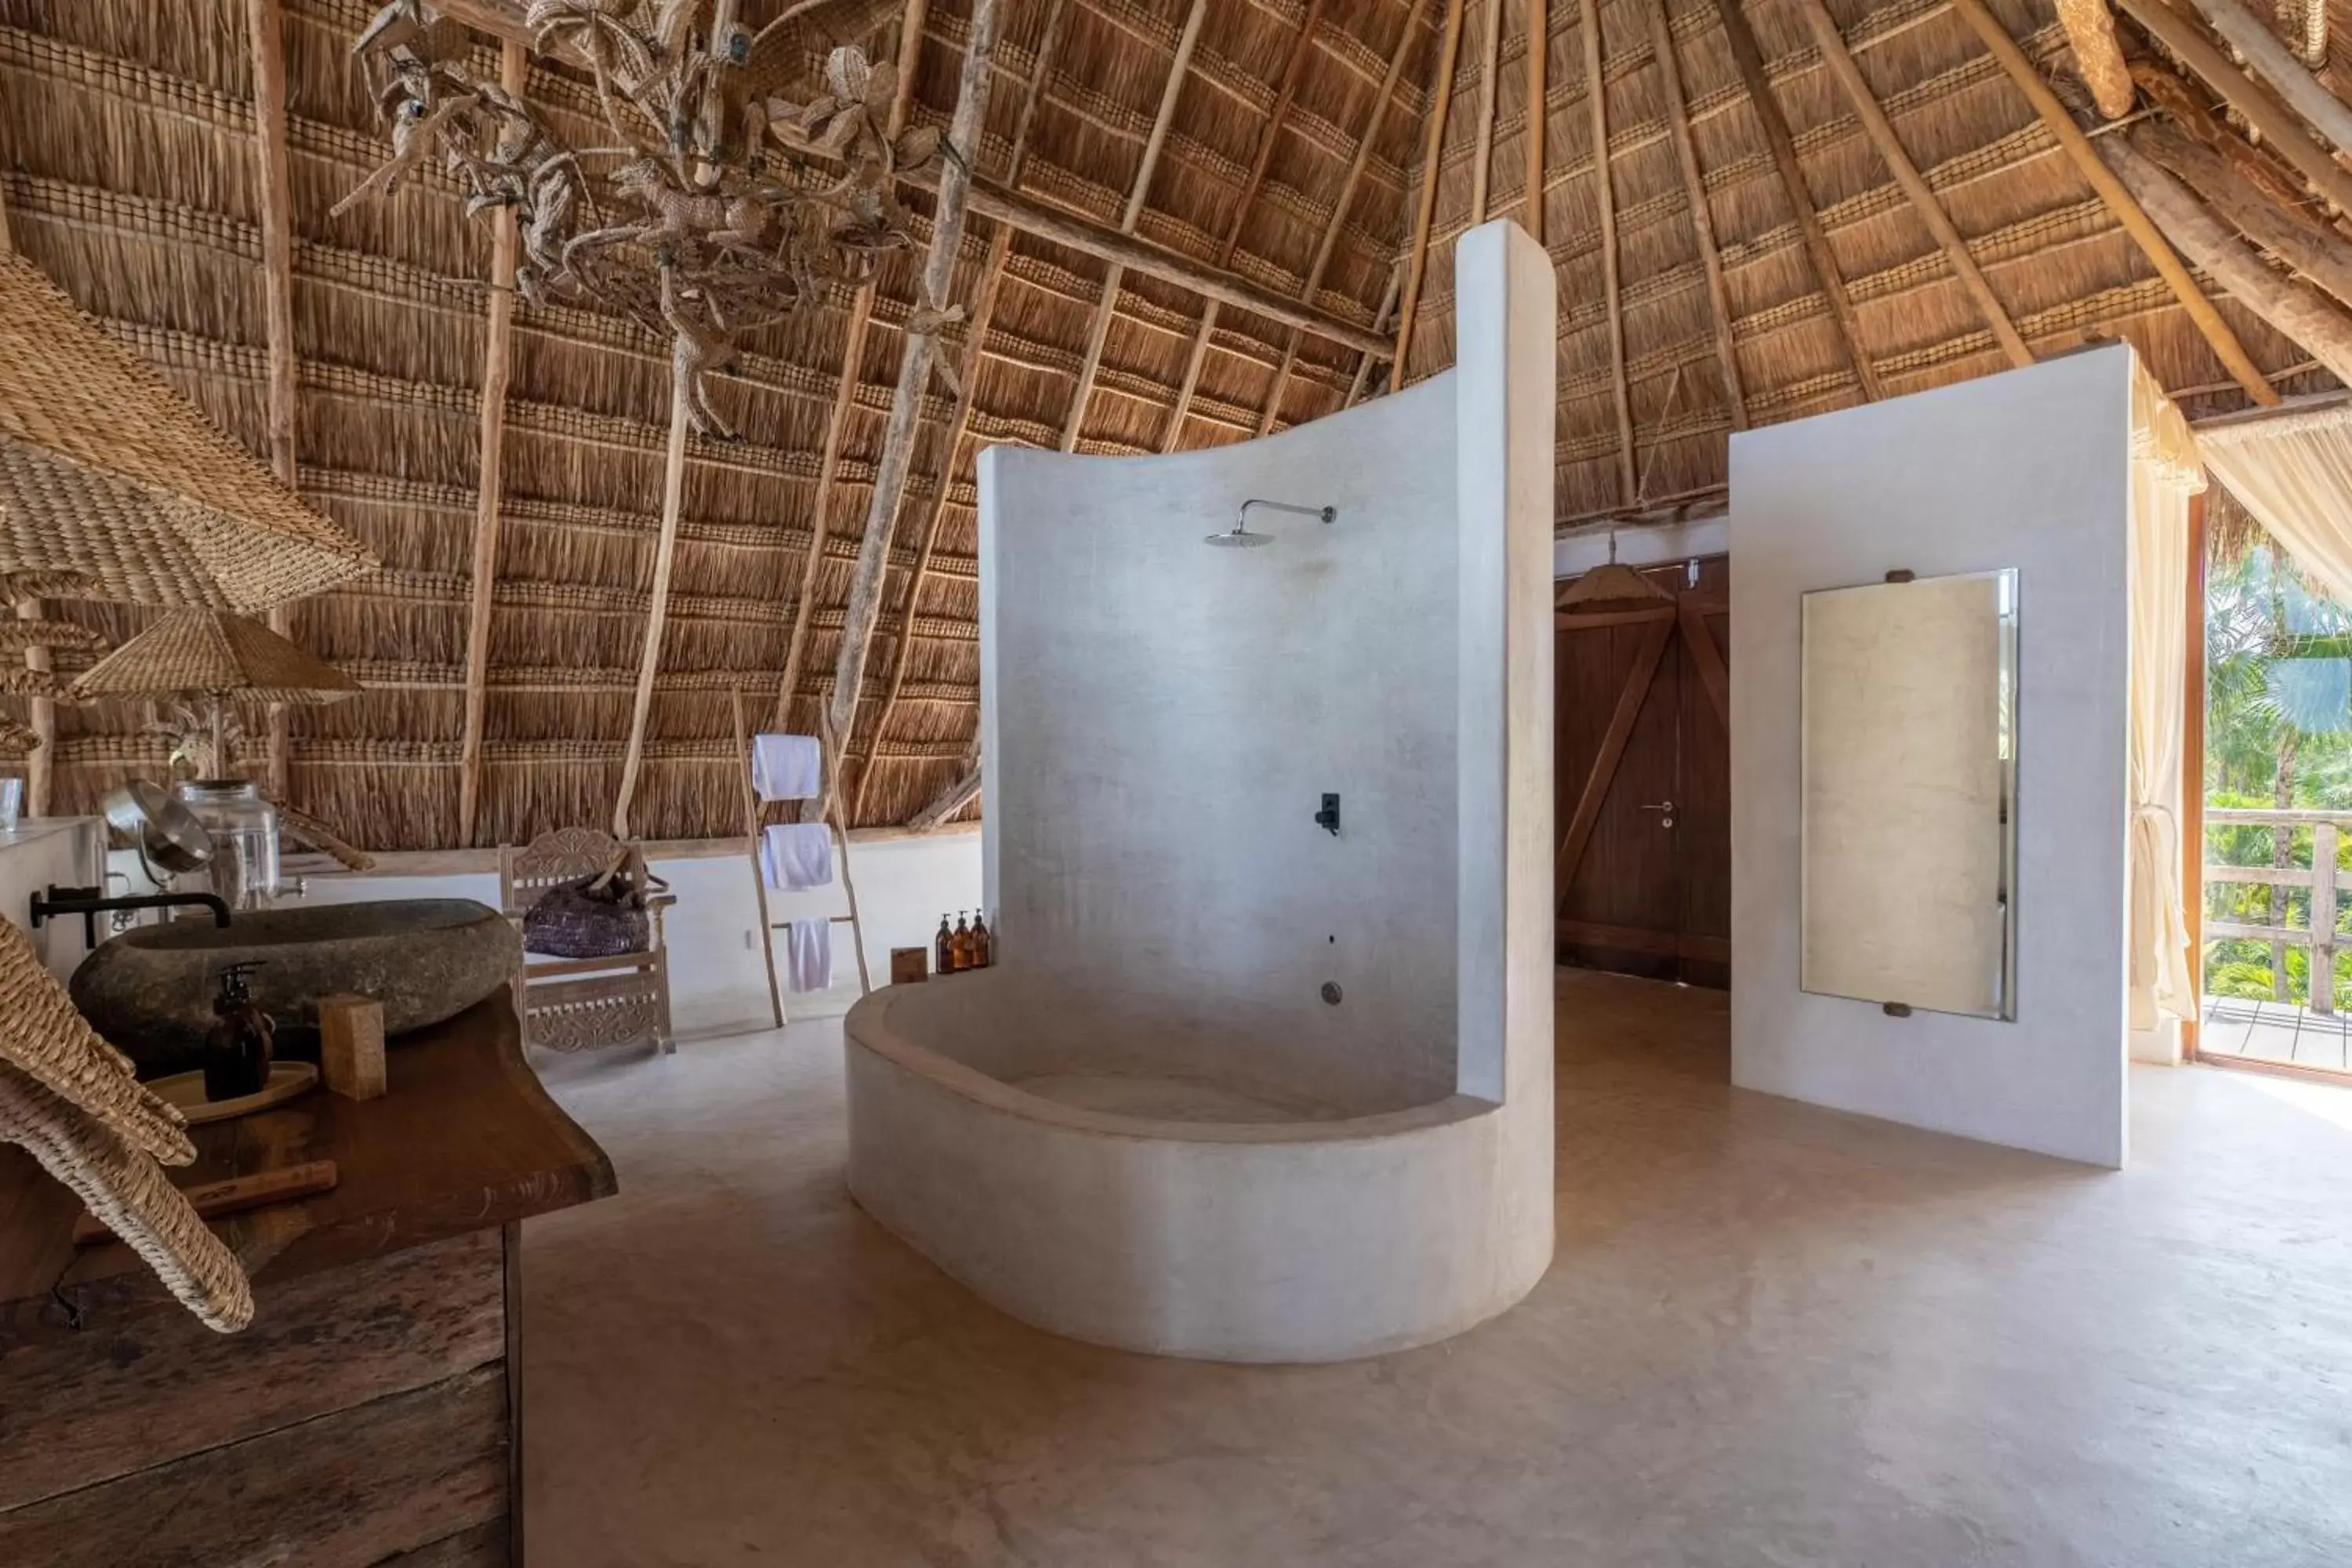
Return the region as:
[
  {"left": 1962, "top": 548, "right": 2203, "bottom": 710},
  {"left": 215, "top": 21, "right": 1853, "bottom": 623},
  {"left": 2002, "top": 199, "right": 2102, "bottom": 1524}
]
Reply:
[{"left": 1204, "top": 498, "right": 1337, "bottom": 549}]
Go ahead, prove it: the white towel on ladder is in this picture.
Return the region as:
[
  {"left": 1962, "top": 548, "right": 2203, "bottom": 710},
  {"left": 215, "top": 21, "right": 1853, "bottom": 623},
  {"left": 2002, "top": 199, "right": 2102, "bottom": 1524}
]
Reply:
[
  {"left": 760, "top": 822, "right": 833, "bottom": 891},
  {"left": 786, "top": 920, "right": 833, "bottom": 993},
  {"left": 751, "top": 733, "right": 822, "bottom": 801}
]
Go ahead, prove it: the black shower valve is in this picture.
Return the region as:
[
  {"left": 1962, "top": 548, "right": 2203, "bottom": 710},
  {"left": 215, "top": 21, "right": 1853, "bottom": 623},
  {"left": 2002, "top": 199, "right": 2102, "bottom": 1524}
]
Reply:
[{"left": 1315, "top": 793, "right": 1341, "bottom": 836}]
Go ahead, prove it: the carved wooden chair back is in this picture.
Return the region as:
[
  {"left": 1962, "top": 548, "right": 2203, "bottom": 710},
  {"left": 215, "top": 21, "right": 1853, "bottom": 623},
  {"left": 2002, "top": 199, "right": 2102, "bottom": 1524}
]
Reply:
[{"left": 496, "top": 827, "right": 675, "bottom": 1057}]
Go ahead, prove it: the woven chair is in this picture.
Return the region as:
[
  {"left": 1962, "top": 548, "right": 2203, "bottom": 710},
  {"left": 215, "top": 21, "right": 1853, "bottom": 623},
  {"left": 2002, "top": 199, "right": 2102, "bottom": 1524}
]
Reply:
[{"left": 497, "top": 828, "right": 675, "bottom": 1057}]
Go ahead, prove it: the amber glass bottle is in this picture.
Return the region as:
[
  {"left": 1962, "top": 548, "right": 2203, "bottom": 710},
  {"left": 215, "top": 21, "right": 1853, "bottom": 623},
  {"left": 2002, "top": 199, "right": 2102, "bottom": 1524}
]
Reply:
[
  {"left": 935, "top": 914, "right": 954, "bottom": 976},
  {"left": 950, "top": 913, "right": 974, "bottom": 972},
  {"left": 969, "top": 912, "right": 992, "bottom": 969}
]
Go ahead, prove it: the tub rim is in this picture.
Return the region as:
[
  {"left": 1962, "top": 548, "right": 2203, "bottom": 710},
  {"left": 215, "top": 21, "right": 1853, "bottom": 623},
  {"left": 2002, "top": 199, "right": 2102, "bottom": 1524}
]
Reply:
[{"left": 845, "top": 985, "right": 1500, "bottom": 1148}]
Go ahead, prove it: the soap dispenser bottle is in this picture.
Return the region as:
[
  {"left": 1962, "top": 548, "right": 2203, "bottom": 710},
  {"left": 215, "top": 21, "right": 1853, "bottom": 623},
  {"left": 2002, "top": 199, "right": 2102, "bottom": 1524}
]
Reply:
[{"left": 203, "top": 960, "right": 274, "bottom": 1102}]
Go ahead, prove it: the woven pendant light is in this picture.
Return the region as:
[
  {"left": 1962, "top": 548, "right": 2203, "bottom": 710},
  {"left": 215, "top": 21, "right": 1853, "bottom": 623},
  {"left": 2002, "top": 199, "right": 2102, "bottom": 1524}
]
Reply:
[
  {"left": 1557, "top": 528, "right": 1675, "bottom": 616},
  {"left": 68, "top": 609, "right": 359, "bottom": 779},
  {"left": 0, "top": 252, "right": 376, "bottom": 612}
]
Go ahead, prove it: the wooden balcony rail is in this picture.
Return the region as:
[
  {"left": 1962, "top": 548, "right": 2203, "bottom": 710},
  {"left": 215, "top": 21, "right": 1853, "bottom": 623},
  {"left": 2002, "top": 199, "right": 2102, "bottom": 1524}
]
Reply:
[{"left": 2203, "top": 807, "right": 2352, "bottom": 1014}]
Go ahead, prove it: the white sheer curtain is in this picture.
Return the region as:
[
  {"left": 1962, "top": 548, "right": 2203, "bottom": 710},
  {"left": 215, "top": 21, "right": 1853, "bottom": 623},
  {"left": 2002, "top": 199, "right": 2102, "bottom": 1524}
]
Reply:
[
  {"left": 2128, "top": 366, "right": 2201, "bottom": 1033},
  {"left": 2198, "top": 399, "right": 2352, "bottom": 608}
]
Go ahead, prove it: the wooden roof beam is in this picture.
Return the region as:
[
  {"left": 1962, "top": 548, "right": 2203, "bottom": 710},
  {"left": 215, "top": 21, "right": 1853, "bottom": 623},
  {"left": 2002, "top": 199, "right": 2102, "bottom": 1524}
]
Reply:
[
  {"left": 1061, "top": 0, "right": 1208, "bottom": 452},
  {"left": 1392, "top": 0, "right": 1467, "bottom": 393},
  {"left": 617, "top": 0, "right": 752, "bottom": 840},
  {"left": 1584, "top": 0, "right": 1635, "bottom": 499},
  {"left": 1161, "top": 0, "right": 1329, "bottom": 452},
  {"left": 249, "top": 0, "right": 299, "bottom": 799},
  {"left": 1788, "top": 0, "right": 2031, "bottom": 370},
  {"left": 1470, "top": 0, "right": 1503, "bottom": 224},
  {"left": 2114, "top": 0, "right": 2352, "bottom": 216},
  {"left": 2171, "top": 0, "right": 2352, "bottom": 159},
  {"left": 2097, "top": 132, "right": 2352, "bottom": 384},
  {"left": 1527, "top": 0, "right": 1548, "bottom": 245},
  {"left": 772, "top": 0, "right": 938, "bottom": 737},
  {"left": 1646, "top": 0, "right": 1745, "bottom": 430},
  {"left": 1945, "top": 0, "right": 2274, "bottom": 405},
  {"left": 851, "top": 0, "right": 1070, "bottom": 824},
  {"left": 1259, "top": 0, "right": 1432, "bottom": 436},
  {"left": 457, "top": 41, "right": 528, "bottom": 848},
  {"left": 1713, "top": 0, "right": 1881, "bottom": 400},
  {"left": 820, "top": 0, "right": 1005, "bottom": 815}
]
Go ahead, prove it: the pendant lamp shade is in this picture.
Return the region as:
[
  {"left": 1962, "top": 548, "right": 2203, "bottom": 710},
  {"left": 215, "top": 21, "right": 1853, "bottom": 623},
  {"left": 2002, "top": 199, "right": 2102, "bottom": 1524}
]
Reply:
[
  {"left": 0, "top": 252, "right": 376, "bottom": 612},
  {"left": 67, "top": 610, "right": 360, "bottom": 706},
  {"left": 1557, "top": 532, "right": 1675, "bottom": 617}
]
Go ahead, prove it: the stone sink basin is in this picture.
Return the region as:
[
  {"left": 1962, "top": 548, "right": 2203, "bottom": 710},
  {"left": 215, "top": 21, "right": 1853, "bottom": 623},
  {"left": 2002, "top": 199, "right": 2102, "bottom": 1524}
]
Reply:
[{"left": 71, "top": 898, "right": 520, "bottom": 1076}]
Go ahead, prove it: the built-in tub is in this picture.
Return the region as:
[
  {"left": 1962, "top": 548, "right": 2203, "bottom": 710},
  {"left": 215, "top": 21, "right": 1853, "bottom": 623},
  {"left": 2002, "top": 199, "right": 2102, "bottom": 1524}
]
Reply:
[{"left": 844, "top": 970, "right": 1552, "bottom": 1363}]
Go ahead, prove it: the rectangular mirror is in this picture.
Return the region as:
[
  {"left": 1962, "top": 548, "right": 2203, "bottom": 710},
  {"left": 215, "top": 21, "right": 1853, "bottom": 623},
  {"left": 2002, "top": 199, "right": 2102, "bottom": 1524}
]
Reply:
[{"left": 1800, "top": 568, "right": 2018, "bottom": 1019}]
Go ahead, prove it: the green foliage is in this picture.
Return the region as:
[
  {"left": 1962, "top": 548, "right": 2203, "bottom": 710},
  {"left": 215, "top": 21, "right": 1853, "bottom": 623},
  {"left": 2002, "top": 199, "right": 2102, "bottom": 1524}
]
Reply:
[{"left": 2201, "top": 546, "right": 2352, "bottom": 1011}]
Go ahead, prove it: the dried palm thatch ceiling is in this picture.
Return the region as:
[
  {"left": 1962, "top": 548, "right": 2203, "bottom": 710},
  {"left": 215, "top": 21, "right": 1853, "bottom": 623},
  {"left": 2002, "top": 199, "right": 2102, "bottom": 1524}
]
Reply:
[{"left": 0, "top": 0, "right": 2345, "bottom": 850}]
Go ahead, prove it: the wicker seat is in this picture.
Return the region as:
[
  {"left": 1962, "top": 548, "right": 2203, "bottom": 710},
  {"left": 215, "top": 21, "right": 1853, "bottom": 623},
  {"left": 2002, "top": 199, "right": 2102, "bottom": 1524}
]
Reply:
[{"left": 498, "top": 828, "right": 675, "bottom": 1056}]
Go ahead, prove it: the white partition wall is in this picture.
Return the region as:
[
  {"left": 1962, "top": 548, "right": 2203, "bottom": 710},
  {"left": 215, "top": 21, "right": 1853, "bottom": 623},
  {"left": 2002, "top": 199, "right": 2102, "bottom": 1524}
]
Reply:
[
  {"left": 1730, "top": 345, "right": 2135, "bottom": 1168},
  {"left": 843, "top": 221, "right": 1556, "bottom": 1360}
]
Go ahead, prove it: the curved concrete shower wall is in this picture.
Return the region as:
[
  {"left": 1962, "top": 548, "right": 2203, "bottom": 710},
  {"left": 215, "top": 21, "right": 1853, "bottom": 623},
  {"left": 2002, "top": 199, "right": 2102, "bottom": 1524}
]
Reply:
[{"left": 844, "top": 221, "right": 1558, "bottom": 1361}]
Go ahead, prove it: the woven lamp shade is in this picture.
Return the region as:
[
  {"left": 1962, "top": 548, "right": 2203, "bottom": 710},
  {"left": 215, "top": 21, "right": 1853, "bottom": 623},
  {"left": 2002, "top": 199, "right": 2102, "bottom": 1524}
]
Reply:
[
  {"left": 0, "top": 252, "right": 376, "bottom": 612},
  {"left": 0, "top": 717, "right": 42, "bottom": 754},
  {"left": 68, "top": 609, "right": 361, "bottom": 706},
  {"left": 1557, "top": 559, "right": 1676, "bottom": 617}
]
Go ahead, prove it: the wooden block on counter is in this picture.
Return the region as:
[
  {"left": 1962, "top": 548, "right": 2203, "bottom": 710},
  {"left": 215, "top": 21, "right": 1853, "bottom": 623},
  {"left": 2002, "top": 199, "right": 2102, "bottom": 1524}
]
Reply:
[
  {"left": 319, "top": 993, "right": 387, "bottom": 1101},
  {"left": 890, "top": 947, "right": 928, "bottom": 985}
]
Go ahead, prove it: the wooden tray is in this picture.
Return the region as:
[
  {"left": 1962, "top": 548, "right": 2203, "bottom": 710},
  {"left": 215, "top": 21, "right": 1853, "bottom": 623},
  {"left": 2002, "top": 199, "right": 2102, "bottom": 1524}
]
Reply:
[{"left": 147, "top": 1062, "right": 318, "bottom": 1125}]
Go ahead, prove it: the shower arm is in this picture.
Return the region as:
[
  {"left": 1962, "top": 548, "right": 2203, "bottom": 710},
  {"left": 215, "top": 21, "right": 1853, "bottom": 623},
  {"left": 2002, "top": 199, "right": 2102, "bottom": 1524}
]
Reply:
[{"left": 1237, "top": 499, "right": 1338, "bottom": 529}]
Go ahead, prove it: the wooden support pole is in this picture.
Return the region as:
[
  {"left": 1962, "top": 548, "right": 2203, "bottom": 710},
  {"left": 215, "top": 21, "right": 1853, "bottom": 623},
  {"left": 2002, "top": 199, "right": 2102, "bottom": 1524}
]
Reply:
[
  {"left": 1584, "top": 0, "right": 1635, "bottom": 500},
  {"left": 1349, "top": 262, "right": 1403, "bottom": 406},
  {"left": 2114, "top": 0, "right": 2352, "bottom": 216},
  {"left": 2054, "top": 0, "right": 2134, "bottom": 119},
  {"left": 1714, "top": 0, "right": 1881, "bottom": 399},
  {"left": 2135, "top": 120, "right": 2352, "bottom": 311},
  {"left": 1948, "top": 0, "right": 2276, "bottom": 406},
  {"left": 0, "top": 177, "right": 50, "bottom": 817},
  {"left": 1393, "top": 0, "right": 1468, "bottom": 394},
  {"left": 822, "top": 0, "right": 1004, "bottom": 811},
  {"left": 1647, "top": 0, "right": 1745, "bottom": 430},
  {"left": 2174, "top": 0, "right": 2352, "bottom": 161},
  {"left": 1061, "top": 0, "right": 1207, "bottom": 453},
  {"left": 1261, "top": 0, "right": 1431, "bottom": 434},
  {"left": 612, "top": 381, "right": 691, "bottom": 839},
  {"left": 1471, "top": 0, "right": 1503, "bottom": 223},
  {"left": 851, "top": 9, "right": 1062, "bottom": 826},
  {"left": 1161, "top": 0, "right": 1328, "bottom": 451},
  {"left": 2099, "top": 133, "right": 2352, "bottom": 383},
  {"left": 1526, "top": 0, "right": 1548, "bottom": 244},
  {"left": 1788, "top": 0, "right": 2031, "bottom": 368},
  {"left": 731, "top": 687, "right": 786, "bottom": 1029},
  {"left": 248, "top": 0, "right": 299, "bottom": 798},
  {"left": 2183, "top": 485, "right": 2207, "bottom": 1055},
  {"left": 459, "top": 40, "right": 528, "bottom": 848},
  {"left": 773, "top": 0, "right": 938, "bottom": 731},
  {"left": 907, "top": 742, "right": 982, "bottom": 831}
]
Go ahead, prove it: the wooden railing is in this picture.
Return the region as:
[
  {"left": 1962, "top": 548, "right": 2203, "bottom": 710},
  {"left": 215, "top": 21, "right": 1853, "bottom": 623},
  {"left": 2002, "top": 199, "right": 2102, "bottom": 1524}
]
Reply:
[{"left": 2205, "top": 807, "right": 2352, "bottom": 1014}]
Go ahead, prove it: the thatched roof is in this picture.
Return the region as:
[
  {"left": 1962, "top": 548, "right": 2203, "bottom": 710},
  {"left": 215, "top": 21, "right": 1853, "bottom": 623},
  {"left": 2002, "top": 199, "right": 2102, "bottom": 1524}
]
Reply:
[{"left": 0, "top": 0, "right": 2337, "bottom": 848}]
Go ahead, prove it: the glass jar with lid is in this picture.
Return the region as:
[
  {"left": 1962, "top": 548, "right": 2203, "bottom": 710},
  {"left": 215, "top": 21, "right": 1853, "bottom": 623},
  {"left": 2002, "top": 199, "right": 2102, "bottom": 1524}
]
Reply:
[{"left": 172, "top": 779, "right": 281, "bottom": 911}]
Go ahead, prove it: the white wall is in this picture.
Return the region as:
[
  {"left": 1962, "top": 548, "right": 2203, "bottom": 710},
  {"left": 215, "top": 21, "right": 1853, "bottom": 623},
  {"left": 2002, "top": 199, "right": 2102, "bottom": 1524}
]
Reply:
[
  {"left": 1730, "top": 346, "right": 2134, "bottom": 1168},
  {"left": 285, "top": 829, "right": 981, "bottom": 1040},
  {"left": 981, "top": 376, "right": 1464, "bottom": 1110}
]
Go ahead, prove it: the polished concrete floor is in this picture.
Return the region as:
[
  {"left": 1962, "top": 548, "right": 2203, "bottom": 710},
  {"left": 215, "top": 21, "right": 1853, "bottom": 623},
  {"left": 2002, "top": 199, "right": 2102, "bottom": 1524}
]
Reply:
[{"left": 520, "top": 972, "right": 2352, "bottom": 1566}]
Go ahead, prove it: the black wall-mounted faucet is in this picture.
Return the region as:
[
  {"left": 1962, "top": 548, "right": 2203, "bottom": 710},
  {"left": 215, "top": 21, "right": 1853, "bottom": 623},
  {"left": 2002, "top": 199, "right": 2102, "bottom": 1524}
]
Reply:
[
  {"left": 1315, "top": 793, "right": 1341, "bottom": 836},
  {"left": 31, "top": 884, "right": 232, "bottom": 947}
]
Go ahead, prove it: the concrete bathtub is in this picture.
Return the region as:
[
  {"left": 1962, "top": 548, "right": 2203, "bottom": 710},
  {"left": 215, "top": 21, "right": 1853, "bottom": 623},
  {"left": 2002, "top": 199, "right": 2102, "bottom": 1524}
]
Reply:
[{"left": 844, "top": 971, "right": 1552, "bottom": 1363}]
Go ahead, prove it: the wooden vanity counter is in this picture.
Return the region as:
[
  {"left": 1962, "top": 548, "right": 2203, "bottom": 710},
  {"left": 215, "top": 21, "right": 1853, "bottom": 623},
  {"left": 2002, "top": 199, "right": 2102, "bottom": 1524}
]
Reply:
[{"left": 0, "top": 989, "right": 613, "bottom": 1566}]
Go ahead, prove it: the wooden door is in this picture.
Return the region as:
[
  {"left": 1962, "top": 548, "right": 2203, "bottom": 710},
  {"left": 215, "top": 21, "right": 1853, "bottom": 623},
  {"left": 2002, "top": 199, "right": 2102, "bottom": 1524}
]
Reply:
[{"left": 1554, "top": 556, "right": 1730, "bottom": 986}]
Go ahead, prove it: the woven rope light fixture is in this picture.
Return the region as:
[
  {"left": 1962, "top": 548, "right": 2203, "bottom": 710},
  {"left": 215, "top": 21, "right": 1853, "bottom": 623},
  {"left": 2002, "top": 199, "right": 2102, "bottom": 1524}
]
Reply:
[
  {"left": 0, "top": 252, "right": 377, "bottom": 612},
  {"left": 0, "top": 919, "right": 252, "bottom": 1332},
  {"left": 69, "top": 609, "right": 361, "bottom": 777}
]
